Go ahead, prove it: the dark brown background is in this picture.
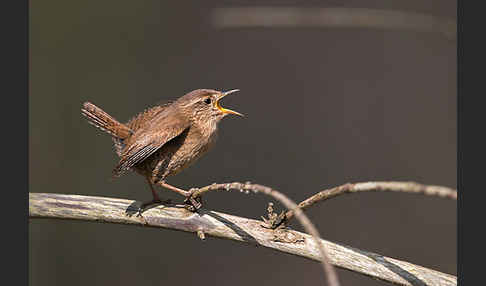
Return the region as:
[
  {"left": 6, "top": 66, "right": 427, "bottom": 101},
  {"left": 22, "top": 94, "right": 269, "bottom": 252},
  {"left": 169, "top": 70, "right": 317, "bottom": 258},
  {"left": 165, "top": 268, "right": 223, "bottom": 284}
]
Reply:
[{"left": 29, "top": 1, "right": 456, "bottom": 285}]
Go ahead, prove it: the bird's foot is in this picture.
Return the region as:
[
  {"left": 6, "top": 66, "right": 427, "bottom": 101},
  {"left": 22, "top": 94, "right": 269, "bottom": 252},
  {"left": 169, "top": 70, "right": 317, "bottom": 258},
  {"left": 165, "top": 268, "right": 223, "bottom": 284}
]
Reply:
[{"left": 183, "top": 188, "right": 203, "bottom": 211}]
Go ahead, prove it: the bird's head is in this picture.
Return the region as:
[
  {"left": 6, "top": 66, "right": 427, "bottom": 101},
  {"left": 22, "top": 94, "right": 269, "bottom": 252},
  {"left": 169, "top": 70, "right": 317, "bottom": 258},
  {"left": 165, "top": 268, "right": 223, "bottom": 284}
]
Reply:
[{"left": 177, "top": 89, "right": 243, "bottom": 128}]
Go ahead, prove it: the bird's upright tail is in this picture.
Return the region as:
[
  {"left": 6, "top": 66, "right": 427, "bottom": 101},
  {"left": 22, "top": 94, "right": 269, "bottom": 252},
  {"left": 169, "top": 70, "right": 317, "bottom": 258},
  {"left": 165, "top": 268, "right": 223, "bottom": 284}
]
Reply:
[{"left": 81, "top": 102, "right": 133, "bottom": 140}]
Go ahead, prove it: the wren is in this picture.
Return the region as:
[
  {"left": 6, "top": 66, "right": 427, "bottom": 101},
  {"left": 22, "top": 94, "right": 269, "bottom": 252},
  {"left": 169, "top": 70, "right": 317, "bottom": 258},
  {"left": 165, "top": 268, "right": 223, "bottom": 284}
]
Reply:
[{"left": 81, "top": 89, "right": 243, "bottom": 211}]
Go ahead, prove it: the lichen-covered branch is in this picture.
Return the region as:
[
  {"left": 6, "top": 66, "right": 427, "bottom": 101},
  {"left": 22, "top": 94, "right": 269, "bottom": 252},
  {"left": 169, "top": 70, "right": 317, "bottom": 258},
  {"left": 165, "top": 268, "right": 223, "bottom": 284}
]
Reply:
[
  {"left": 189, "top": 181, "right": 456, "bottom": 229},
  {"left": 29, "top": 193, "right": 456, "bottom": 286},
  {"left": 279, "top": 181, "right": 457, "bottom": 227}
]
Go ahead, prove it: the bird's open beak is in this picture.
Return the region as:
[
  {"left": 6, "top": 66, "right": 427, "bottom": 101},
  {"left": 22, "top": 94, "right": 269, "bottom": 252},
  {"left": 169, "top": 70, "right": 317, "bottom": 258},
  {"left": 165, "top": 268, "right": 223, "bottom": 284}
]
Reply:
[{"left": 216, "top": 89, "right": 244, "bottom": 116}]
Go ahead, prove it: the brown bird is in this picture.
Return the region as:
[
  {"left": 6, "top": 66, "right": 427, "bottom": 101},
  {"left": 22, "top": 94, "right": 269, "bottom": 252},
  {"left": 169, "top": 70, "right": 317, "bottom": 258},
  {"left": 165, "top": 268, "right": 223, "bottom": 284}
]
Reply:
[{"left": 81, "top": 89, "right": 243, "bottom": 211}]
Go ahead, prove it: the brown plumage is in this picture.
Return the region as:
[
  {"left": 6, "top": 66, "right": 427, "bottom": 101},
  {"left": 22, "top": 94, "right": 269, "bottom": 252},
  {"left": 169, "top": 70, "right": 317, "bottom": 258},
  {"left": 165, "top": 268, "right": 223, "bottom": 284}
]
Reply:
[{"left": 81, "top": 89, "right": 243, "bottom": 210}]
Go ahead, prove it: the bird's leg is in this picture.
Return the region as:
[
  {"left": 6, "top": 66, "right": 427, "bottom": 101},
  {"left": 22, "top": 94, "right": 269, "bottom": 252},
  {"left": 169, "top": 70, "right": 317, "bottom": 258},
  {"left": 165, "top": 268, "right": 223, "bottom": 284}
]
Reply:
[
  {"left": 159, "top": 180, "right": 203, "bottom": 211},
  {"left": 136, "top": 177, "right": 171, "bottom": 216},
  {"left": 149, "top": 179, "right": 162, "bottom": 202},
  {"left": 159, "top": 181, "right": 190, "bottom": 196}
]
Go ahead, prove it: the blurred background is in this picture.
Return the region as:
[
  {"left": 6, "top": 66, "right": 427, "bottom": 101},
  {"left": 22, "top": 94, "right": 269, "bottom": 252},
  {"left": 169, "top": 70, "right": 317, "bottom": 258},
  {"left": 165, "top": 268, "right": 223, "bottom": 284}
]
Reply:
[{"left": 29, "top": 1, "right": 456, "bottom": 285}]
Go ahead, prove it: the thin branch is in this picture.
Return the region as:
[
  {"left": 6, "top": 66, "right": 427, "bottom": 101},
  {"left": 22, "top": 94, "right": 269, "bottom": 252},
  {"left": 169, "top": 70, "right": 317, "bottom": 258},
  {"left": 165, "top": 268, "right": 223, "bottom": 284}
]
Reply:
[
  {"left": 191, "top": 182, "right": 340, "bottom": 286},
  {"left": 30, "top": 192, "right": 456, "bottom": 286},
  {"left": 211, "top": 7, "right": 456, "bottom": 41},
  {"left": 279, "top": 182, "right": 457, "bottom": 227}
]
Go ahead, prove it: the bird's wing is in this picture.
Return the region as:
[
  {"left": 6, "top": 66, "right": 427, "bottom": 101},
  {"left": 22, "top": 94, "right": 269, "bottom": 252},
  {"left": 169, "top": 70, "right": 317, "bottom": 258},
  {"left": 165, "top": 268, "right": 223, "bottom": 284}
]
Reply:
[
  {"left": 113, "top": 104, "right": 170, "bottom": 156},
  {"left": 113, "top": 110, "right": 190, "bottom": 176}
]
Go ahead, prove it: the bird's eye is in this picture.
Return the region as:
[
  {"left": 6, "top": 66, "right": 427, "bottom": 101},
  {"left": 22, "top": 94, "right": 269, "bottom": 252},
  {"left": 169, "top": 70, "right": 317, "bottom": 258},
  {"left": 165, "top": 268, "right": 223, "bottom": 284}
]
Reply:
[{"left": 204, "top": 97, "right": 212, "bottom": 104}]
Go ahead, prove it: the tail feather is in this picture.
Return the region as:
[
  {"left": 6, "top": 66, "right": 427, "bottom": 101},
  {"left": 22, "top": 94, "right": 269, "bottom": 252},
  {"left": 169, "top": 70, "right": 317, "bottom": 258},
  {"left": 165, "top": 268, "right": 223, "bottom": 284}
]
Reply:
[{"left": 81, "top": 102, "right": 133, "bottom": 140}]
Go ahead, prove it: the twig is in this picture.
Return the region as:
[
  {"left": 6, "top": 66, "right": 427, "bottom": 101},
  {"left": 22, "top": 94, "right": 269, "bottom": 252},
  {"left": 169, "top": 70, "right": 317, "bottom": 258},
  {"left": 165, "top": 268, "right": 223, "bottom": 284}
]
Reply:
[
  {"left": 191, "top": 182, "right": 339, "bottom": 286},
  {"left": 211, "top": 7, "right": 456, "bottom": 41},
  {"left": 29, "top": 193, "right": 456, "bottom": 286},
  {"left": 279, "top": 182, "right": 457, "bottom": 227}
]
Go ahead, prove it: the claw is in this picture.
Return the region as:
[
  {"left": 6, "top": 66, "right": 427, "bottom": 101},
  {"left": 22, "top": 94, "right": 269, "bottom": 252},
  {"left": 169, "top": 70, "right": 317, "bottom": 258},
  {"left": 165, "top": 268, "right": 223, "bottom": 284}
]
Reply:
[{"left": 184, "top": 191, "right": 203, "bottom": 211}]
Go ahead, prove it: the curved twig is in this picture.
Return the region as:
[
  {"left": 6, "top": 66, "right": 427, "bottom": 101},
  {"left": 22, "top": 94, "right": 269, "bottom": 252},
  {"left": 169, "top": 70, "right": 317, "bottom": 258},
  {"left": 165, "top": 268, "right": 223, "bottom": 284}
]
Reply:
[
  {"left": 29, "top": 193, "right": 456, "bottom": 286},
  {"left": 277, "top": 182, "right": 457, "bottom": 227},
  {"left": 191, "top": 182, "right": 339, "bottom": 286}
]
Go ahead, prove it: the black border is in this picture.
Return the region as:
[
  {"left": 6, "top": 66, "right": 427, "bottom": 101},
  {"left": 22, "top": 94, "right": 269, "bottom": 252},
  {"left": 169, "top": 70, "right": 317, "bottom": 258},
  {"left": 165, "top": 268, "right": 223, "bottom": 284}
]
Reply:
[
  {"left": 457, "top": 0, "right": 462, "bottom": 283},
  {"left": 458, "top": 0, "right": 482, "bottom": 285},
  {"left": 3, "top": 0, "right": 28, "bottom": 285}
]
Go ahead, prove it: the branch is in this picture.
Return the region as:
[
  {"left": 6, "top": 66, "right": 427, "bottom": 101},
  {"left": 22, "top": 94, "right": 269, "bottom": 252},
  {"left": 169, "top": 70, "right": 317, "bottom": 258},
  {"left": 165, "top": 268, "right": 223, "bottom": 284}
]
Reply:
[
  {"left": 280, "top": 181, "right": 457, "bottom": 227},
  {"left": 218, "top": 183, "right": 340, "bottom": 286},
  {"left": 190, "top": 182, "right": 340, "bottom": 285},
  {"left": 30, "top": 192, "right": 456, "bottom": 286},
  {"left": 189, "top": 182, "right": 339, "bottom": 286},
  {"left": 211, "top": 7, "right": 456, "bottom": 41}
]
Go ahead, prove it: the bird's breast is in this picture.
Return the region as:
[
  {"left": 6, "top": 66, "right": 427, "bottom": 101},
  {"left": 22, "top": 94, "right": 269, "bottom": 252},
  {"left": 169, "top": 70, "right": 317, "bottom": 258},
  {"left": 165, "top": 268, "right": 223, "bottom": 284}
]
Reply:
[{"left": 166, "top": 126, "right": 218, "bottom": 176}]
